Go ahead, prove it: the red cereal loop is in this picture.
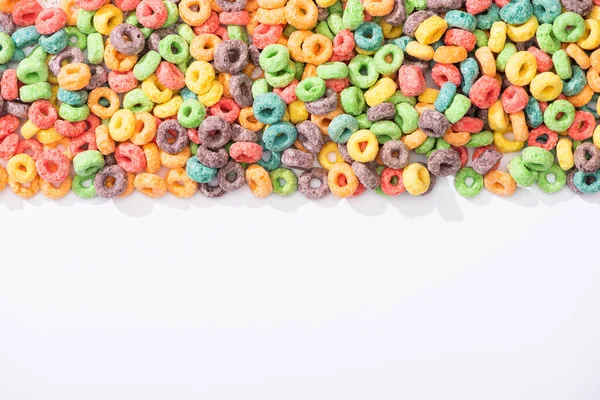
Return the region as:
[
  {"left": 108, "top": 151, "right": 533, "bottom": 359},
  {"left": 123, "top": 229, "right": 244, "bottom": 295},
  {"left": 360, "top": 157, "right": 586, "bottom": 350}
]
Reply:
[
  {"left": 567, "top": 111, "right": 595, "bottom": 140},
  {"left": 213, "top": 26, "right": 230, "bottom": 40},
  {"left": 114, "top": 0, "right": 141, "bottom": 11},
  {"left": 325, "top": 77, "right": 350, "bottom": 92},
  {"left": 229, "top": 142, "right": 263, "bottom": 163},
  {"left": 501, "top": 86, "right": 529, "bottom": 114},
  {"left": 251, "top": 24, "right": 283, "bottom": 49},
  {"left": 136, "top": 0, "right": 168, "bottom": 29},
  {"left": 1, "top": 69, "right": 19, "bottom": 101},
  {"left": 0, "top": 134, "right": 20, "bottom": 160},
  {"left": 35, "top": 7, "right": 67, "bottom": 35},
  {"left": 528, "top": 125, "right": 559, "bottom": 150},
  {"left": 219, "top": 11, "right": 250, "bottom": 25},
  {"left": 76, "top": 0, "right": 106, "bottom": 11},
  {"left": 380, "top": 168, "right": 405, "bottom": 195},
  {"left": 431, "top": 63, "right": 462, "bottom": 87},
  {"left": 493, "top": 0, "right": 509, "bottom": 6},
  {"left": 36, "top": 149, "right": 71, "bottom": 184},
  {"left": 528, "top": 46, "right": 553, "bottom": 73},
  {"left": 69, "top": 132, "right": 98, "bottom": 156},
  {"left": 54, "top": 119, "right": 86, "bottom": 138},
  {"left": 468, "top": 75, "right": 501, "bottom": 109},
  {"left": 0, "top": 115, "right": 20, "bottom": 138},
  {"left": 209, "top": 97, "right": 241, "bottom": 123},
  {"left": 452, "top": 116, "right": 484, "bottom": 133},
  {"left": 108, "top": 70, "right": 139, "bottom": 93},
  {"left": 444, "top": 29, "right": 476, "bottom": 52},
  {"left": 398, "top": 65, "right": 426, "bottom": 97},
  {"left": 333, "top": 30, "right": 355, "bottom": 56},
  {"left": 329, "top": 51, "right": 355, "bottom": 62},
  {"left": 539, "top": 101, "right": 548, "bottom": 113},
  {"left": 115, "top": 142, "right": 147, "bottom": 173},
  {"left": 156, "top": 61, "right": 186, "bottom": 91},
  {"left": 83, "top": 115, "right": 101, "bottom": 136},
  {"left": 193, "top": 12, "right": 219, "bottom": 34},
  {"left": 11, "top": 0, "right": 43, "bottom": 26},
  {"left": 188, "top": 128, "right": 201, "bottom": 144},
  {"left": 352, "top": 182, "right": 366, "bottom": 197},
  {"left": 15, "top": 139, "right": 44, "bottom": 160},
  {"left": 473, "top": 145, "right": 500, "bottom": 171},
  {"left": 451, "top": 146, "right": 469, "bottom": 168},
  {"left": 28, "top": 100, "right": 59, "bottom": 130},
  {"left": 273, "top": 80, "right": 298, "bottom": 104},
  {"left": 465, "top": 0, "right": 492, "bottom": 14}
]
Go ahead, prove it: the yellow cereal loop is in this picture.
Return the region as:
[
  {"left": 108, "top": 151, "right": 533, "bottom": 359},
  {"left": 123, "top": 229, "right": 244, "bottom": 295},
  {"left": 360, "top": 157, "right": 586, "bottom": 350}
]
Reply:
[
  {"left": 594, "top": 125, "right": 600, "bottom": 149},
  {"left": 109, "top": 109, "right": 136, "bottom": 142},
  {"left": 507, "top": 16, "right": 538, "bottom": 42},
  {"left": 556, "top": 138, "right": 575, "bottom": 171},
  {"left": 317, "top": 141, "right": 343, "bottom": 170},
  {"left": 21, "top": 120, "right": 40, "bottom": 140},
  {"left": 505, "top": 51, "right": 537, "bottom": 86},
  {"left": 433, "top": 46, "right": 468, "bottom": 63},
  {"left": 403, "top": 163, "right": 430, "bottom": 196},
  {"left": 37, "top": 128, "right": 63, "bottom": 144},
  {"left": 578, "top": 19, "right": 600, "bottom": 50},
  {"left": 364, "top": 77, "right": 396, "bottom": 107},
  {"left": 198, "top": 80, "right": 224, "bottom": 107},
  {"left": 142, "top": 75, "right": 173, "bottom": 104},
  {"left": 493, "top": 131, "right": 525, "bottom": 153},
  {"left": 405, "top": 41, "right": 434, "bottom": 60},
  {"left": 7, "top": 154, "right": 37, "bottom": 183},
  {"left": 418, "top": 88, "right": 439, "bottom": 104},
  {"left": 415, "top": 16, "right": 448, "bottom": 45},
  {"left": 488, "top": 100, "right": 510, "bottom": 133},
  {"left": 488, "top": 21, "right": 507, "bottom": 53},
  {"left": 185, "top": 61, "right": 216, "bottom": 95},
  {"left": 154, "top": 95, "right": 183, "bottom": 118},
  {"left": 346, "top": 130, "right": 378, "bottom": 162},
  {"left": 289, "top": 100, "right": 308, "bottom": 124},
  {"left": 529, "top": 72, "right": 563, "bottom": 101},
  {"left": 380, "top": 20, "right": 403, "bottom": 39}
]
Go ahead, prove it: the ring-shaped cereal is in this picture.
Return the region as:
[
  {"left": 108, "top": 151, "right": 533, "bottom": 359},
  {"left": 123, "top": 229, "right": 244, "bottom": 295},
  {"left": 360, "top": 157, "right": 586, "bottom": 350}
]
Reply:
[
  {"left": 484, "top": 170, "right": 516, "bottom": 196},
  {"left": 505, "top": 51, "right": 538, "bottom": 86},
  {"left": 179, "top": 0, "right": 212, "bottom": 26},
  {"left": 284, "top": 0, "right": 318, "bottom": 30},
  {"left": 9, "top": 176, "right": 40, "bottom": 199},
  {"left": 95, "top": 125, "right": 116, "bottom": 156},
  {"left": 92, "top": 4, "right": 123, "bottom": 36},
  {"left": 185, "top": 60, "right": 216, "bottom": 95},
  {"left": 57, "top": 62, "right": 91, "bottom": 91},
  {"left": 346, "top": 129, "right": 379, "bottom": 162},
  {"left": 402, "top": 162, "right": 430, "bottom": 196},
  {"left": 166, "top": 167, "right": 199, "bottom": 198},
  {"left": 109, "top": 109, "right": 136, "bottom": 142},
  {"left": 190, "top": 33, "right": 222, "bottom": 61},
  {"left": 35, "top": 149, "right": 70, "bottom": 184},
  {"left": 88, "top": 87, "right": 120, "bottom": 119},
  {"left": 327, "top": 162, "right": 359, "bottom": 198},
  {"left": 301, "top": 34, "right": 333, "bottom": 65},
  {"left": 130, "top": 112, "right": 158, "bottom": 145},
  {"left": 39, "top": 176, "right": 71, "bottom": 199},
  {"left": 246, "top": 164, "right": 273, "bottom": 198},
  {"left": 104, "top": 40, "right": 139, "bottom": 72},
  {"left": 7, "top": 153, "right": 37, "bottom": 183},
  {"left": 134, "top": 173, "right": 168, "bottom": 197}
]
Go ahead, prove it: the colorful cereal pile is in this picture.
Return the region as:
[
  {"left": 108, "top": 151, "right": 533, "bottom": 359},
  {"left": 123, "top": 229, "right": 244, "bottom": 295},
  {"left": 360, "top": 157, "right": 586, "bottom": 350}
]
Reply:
[{"left": 0, "top": 0, "right": 599, "bottom": 200}]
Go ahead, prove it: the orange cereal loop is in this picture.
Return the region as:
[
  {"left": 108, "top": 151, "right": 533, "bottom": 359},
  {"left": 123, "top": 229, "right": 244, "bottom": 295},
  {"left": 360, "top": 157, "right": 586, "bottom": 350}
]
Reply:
[
  {"left": 166, "top": 168, "right": 198, "bottom": 198},
  {"left": 311, "top": 108, "right": 343, "bottom": 135},
  {"left": 246, "top": 164, "right": 273, "bottom": 198},
  {"left": 9, "top": 176, "right": 40, "bottom": 199},
  {"left": 218, "top": 73, "right": 232, "bottom": 97},
  {"left": 443, "top": 130, "right": 471, "bottom": 146},
  {"left": 301, "top": 63, "right": 317, "bottom": 80},
  {"left": 40, "top": 177, "right": 72, "bottom": 199},
  {"left": 301, "top": 34, "right": 333, "bottom": 65},
  {"left": 238, "top": 107, "right": 265, "bottom": 131},
  {"left": 327, "top": 162, "right": 359, "bottom": 198},
  {"left": 590, "top": 48, "right": 600, "bottom": 70},
  {"left": 484, "top": 170, "right": 516, "bottom": 196},
  {"left": 246, "top": 12, "right": 260, "bottom": 35},
  {"left": 257, "top": 0, "right": 286, "bottom": 8},
  {"left": 144, "top": 142, "right": 162, "bottom": 173},
  {"left": 509, "top": 111, "right": 529, "bottom": 142},
  {"left": 190, "top": 33, "right": 222, "bottom": 61},
  {"left": 276, "top": 36, "right": 288, "bottom": 46},
  {"left": 587, "top": 68, "right": 600, "bottom": 92},
  {"left": 57, "top": 63, "right": 91, "bottom": 91},
  {"left": 180, "top": 0, "right": 212, "bottom": 26},
  {"left": 160, "top": 147, "right": 191, "bottom": 168},
  {"left": 293, "top": 139, "right": 309, "bottom": 152},
  {"left": 88, "top": 87, "right": 120, "bottom": 119},
  {"left": 246, "top": 0, "right": 260, "bottom": 12},
  {"left": 567, "top": 85, "right": 594, "bottom": 108},
  {"left": 0, "top": 0, "right": 18, "bottom": 13},
  {"left": 566, "top": 43, "right": 590, "bottom": 69},
  {"left": 287, "top": 30, "right": 312, "bottom": 62},
  {"left": 60, "top": 0, "right": 80, "bottom": 26},
  {"left": 134, "top": 173, "right": 168, "bottom": 198},
  {"left": 104, "top": 40, "right": 138, "bottom": 72},
  {"left": 284, "top": 0, "right": 318, "bottom": 30},
  {"left": 363, "top": 0, "right": 394, "bottom": 16},
  {"left": 130, "top": 112, "right": 158, "bottom": 145},
  {"left": 119, "top": 172, "right": 136, "bottom": 198},
  {"left": 95, "top": 124, "right": 116, "bottom": 155},
  {"left": 210, "top": 0, "right": 223, "bottom": 12},
  {"left": 402, "top": 129, "right": 428, "bottom": 150},
  {"left": 255, "top": 7, "right": 286, "bottom": 24},
  {"left": 0, "top": 165, "right": 8, "bottom": 192}
]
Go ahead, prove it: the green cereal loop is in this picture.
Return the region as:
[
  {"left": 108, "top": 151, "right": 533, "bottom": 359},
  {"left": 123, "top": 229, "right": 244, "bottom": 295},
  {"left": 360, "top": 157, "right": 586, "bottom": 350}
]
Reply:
[
  {"left": 348, "top": 55, "right": 379, "bottom": 89},
  {"left": 436, "top": 138, "right": 451, "bottom": 150},
  {"left": 259, "top": 44, "right": 290, "bottom": 73},
  {"left": 72, "top": 174, "right": 97, "bottom": 199},
  {"left": 373, "top": 44, "right": 404, "bottom": 76},
  {"left": 394, "top": 102, "right": 419, "bottom": 133},
  {"left": 77, "top": 10, "right": 97, "bottom": 34},
  {"left": 294, "top": 62, "right": 305, "bottom": 80},
  {"left": 329, "top": 1, "right": 343, "bottom": 14},
  {"left": 473, "top": 29, "right": 489, "bottom": 48},
  {"left": 123, "top": 89, "right": 154, "bottom": 113},
  {"left": 552, "top": 12, "right": 585, "bottom": 42},
  {"left": 340, "top": 86, "right": 366, "bottom": 115},
  {"left": 342, "top": 0, "right": 364, "bottom": 30},
  {"left": 407, "top": 0, "right": 427, "bottom": 10},
  {"left": 158, "top": 35, "right": 189, "bottom": 64},
  {"left": 73, "top": 150, "right": 105, "bottom": 176},
  {"left": 415, "top": 137, "right": 436, "bottom": 154},
  {"left": 227, "top": 25, "right": 248, "bottom": 43},
  {"left": 371, "top": 121, "right": 402, "bottom": 143},
  {"left": 316, "top": 62, "right": 348, "bottom": 79},
  {"left": 177, "top": 99, "right": 206, "bottom": 128},
  {"left": 315, "top": 21, "right": 335, "bottom": 40},
  {"left": 87, "top": 32, "right": 104, "bottom": 65},
  {"left": 536, "top": 23, "right": 560, "bottom": 54},
  {"left": 133, "top": 50, "right": 161, "bottom": 81},
  {"left": 65, "top": 27, "right": 87, "bottom": 50},
  {"left": 536, "top": 163, "right": 566, "bottom": 193},
  {"left": 178, "top": 24, "right": 196, "bottom": 43},
  {"left": 190, "top": 142, "right": 199, "bottom": 156},
  {"left": 454, "top": 167, "right": 484, "bottom": 197},
  {"left": 283, "top": 24, "right": 297, "bottom": 37},
  {"left": 495, "top": 43, "right": 516, "bottom": 72},
  {"left": 126, "top": 13, "right": 153, "bottom": 38},
  {"left": 162, "top": 0, "right": 179, "bottom": 28},
  {"left": 521, "top": 146, "right": 554, "bottom": 171},
  {"left": 176, "top": 56, "right": 193, "bottom": 74},
  {"left": 251, "top": 78, "right": 270, "bottom": 98},
  {"left": 552, "top": 49, "right": 572, "bottom": 79},
  {"left": 270, "top": 168, "right": 298, "bottom": 196},
  {"left": 374, "top": 165, "right": 386, "bottom": 196},
  {"left": 466, "top": 130, "right": 494, "bottom": 147},
  {"left": 405, "top": 0, "right": 415, "bottom": 14},
  {"left": 0, "top": 33, "right": 15, "bottom": 64},
  {"left": 444, "top": 94, "right": 471, "bottom": 124},
  {"left": 295, "top": 77, "right": 326, "bottom": 102},
  {"left": 19, "top": 82, "right": 52, "bottom": 102},
  {"left": 327, "top": 13, "right": 344, "bottom": 35},
  {"left": 356, "top": 113, "right": 372, "bottom": 129},
  {"left": 59, "top": 103, "right": 90, "bottom": 122},
  {"left": 264, "top": 62, "right": 295, "bottom": 88},
  {"left": 28, "top": 45, "right": 47, "bottom": 61},
  {"left": 387, "top": 91, "right": 416, "bottom": 106},
  {"left": 508, "top": 156, "right": 538, "bottom": 186},
  {"left": 543, "top": 100, "right": 575, "bottom": 132},
  {"left": 16, "top": 59, "right": 48, "bottom": 84}
]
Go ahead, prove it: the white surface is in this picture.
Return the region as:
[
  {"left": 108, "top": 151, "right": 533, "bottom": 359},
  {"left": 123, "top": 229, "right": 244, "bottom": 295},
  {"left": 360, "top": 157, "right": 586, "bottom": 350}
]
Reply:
[{"left": 1, "top": 187, "right": 600, "bottom": 400}]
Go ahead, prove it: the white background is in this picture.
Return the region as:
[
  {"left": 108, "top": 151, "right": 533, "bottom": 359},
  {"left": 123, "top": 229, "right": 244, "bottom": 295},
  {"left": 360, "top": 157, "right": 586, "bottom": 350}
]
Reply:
[{"left": 1, "top": 185, "right": 599, "bottom": 400}]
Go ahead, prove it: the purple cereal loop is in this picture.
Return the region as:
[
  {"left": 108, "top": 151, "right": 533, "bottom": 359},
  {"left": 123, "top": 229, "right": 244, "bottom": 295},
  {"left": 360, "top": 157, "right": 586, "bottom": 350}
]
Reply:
[
  {"left": 49, "top": 47, "right": 85, "bottom": 77},
  {"left": 216, "top": 0, "right": 247, "bottom": 11},
  {"left": 196, "top": 145, "right": 229, "bottom": 168},
  {"left": 574, "top": 142, "right": 600, "bottom": 173},
  {"left": 94, "top": 165, "right": 127, "bottom": 198},
  {"left": 86, "top": 65, "right": 109, "bottom": 90},
  {"left": 104, "top": 153, "right": 117, "bottom": 166},
  {"left": 198, "top": 182, "right": 227, "bottom": 197},
  {"left": 0, "top": 13, "right": 16, "bottom": 35},
  {"left": 403, "top": 59, "right": 430, "bottom": 73},
  {"left": 352, "top": 162, "right": 380, "bottom": 189},
  {"left": 367, "top": 102, "right": 396, "bottom": 122},
  {"left": 198, "top": 116, "right": 232, "bottom": 149},
  {"left": 110, "top": 23, "right": 145, "bottom": 55},
  {"left": 5, "top": 101, "right": 29, "bottom": 118},
  {"left": 156, "top": 119, "right": 189, "bottom": 154},
  {"left": 473, "top": 147, "right": 502, "bottom": 175},
  {"left": 402, "top": 11, "right": 436, "bottom": 37},
  {"left": 566, "top": 169, "right": 582, "bottom": 193},
  {"left": 304, "top": 89, "right": 337, "bottom": 115},
  {"left": 380, "top": 140, "right": 409, "bottom": 169},
  {"left": 213, "top": 40, "right": 249, "bottom": 74},
  {"left": 317, "top": 6, "right": 329, "bottom": 21},
  {"left": 281, "top": 148, "right": 314, "bottom": 169},
  {"left": 296, "top": 120, "right": 324, "bottom": 153},
  {"left": 561, "top": 0, "right": 593, "bottom": 16},
  {"left": 337, "top": 142, "right": 354, "bottom": 163},
  {"left": 217, "top": 160, "right": 245, "bottom": 191},
  {"left": 426, "top": 0, "right": 461, "bottom": 12},
  {"left": 229, "top": 73, "right": 254, "bottom": 108},
  {"left": 248, "top": 44, "right": 261, "bottom": 66},
  {"left": 384, "top": 0, "right": 407, "bottom": 26},
  {"left": 230, "top": 123, "right": 258, "bottom": 142},
  {"left": 427, "top": 148, "right": 461, "bottom": 176},
  {"left": 418, "top": 109, "right": 450, "bottom": 138},
  {"left": 298, "top": 167, "right": 330, "bottom": 199}
]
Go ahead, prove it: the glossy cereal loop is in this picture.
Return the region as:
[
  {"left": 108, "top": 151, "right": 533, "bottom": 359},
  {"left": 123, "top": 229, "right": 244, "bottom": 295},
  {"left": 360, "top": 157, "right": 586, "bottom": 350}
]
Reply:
[{"left": 484, "top": 170, "right": 517, "bottom": 196}]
